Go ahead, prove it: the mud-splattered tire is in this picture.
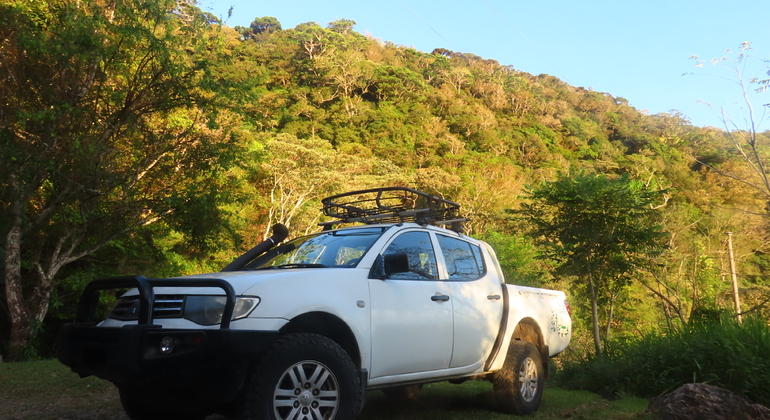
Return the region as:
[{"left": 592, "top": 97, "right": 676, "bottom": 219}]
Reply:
[
  {"left": 239, "top": 333, "right": 362, "bottom": 420},
  {"left": 491, "top": 340, "right": 544, "bottom": 415}
]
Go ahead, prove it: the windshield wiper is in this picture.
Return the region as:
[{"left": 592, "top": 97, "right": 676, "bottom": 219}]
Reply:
[{"left": 256, "top": 263, "right": 328, "bottom": 270}]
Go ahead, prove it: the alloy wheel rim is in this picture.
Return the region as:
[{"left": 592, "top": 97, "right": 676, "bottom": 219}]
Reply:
[
  {"left": 273, "top": 360, "right": 340, "bottom": 420},
  {"left": 518, "top": 356, "right": 539, "bottom": 402}
]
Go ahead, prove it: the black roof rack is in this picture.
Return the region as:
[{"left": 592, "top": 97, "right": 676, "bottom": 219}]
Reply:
[{"left": 319, "top": 187, "right": 468, "bottom": 233}]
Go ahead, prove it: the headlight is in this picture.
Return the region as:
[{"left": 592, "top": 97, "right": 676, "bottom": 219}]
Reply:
[{"left": 184, "top": 296, "right": 260, "bottom": 325}]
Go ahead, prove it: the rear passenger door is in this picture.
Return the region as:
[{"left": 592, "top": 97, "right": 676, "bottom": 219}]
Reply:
[{"left": 436, "top": 234, "right": 504, "bottom": 369}]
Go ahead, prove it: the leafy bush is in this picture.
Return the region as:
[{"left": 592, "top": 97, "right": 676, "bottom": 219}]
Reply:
[{"left": 555, "top": 316, "right": 770, "bottom": 406}]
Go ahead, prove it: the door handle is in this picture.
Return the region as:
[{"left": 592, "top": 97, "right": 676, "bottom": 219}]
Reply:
[
  {"left": 487, "top": 294, "right": 501, "bottom": 301},
  {"left": 431, "top": 294, "right": 450, "bottom": 302}
]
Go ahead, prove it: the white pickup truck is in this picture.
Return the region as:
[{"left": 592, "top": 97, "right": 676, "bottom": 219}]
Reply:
[{"left": 58, "top": 187, "right": 571, "bottom": 420}]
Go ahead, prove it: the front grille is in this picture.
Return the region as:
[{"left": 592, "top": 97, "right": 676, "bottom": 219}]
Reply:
[{"left": 110, "top": 295, "right": 185, "bottom": 321}]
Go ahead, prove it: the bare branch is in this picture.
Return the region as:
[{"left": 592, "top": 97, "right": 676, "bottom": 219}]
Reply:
[
  {"left": 738, "top": 294, "right": 770, "bottom": 316},
  {"left": 693, "top": 157, "right": 770, "bottom": 200}
]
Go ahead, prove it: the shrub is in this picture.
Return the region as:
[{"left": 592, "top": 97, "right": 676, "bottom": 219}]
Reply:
[{"left": 555, "top": 316, "right": 770, "bottom": 405}]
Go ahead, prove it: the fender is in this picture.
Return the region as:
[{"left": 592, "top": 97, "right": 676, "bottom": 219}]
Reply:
[
  {"left": 485, "top": 289, "right": 550, "bottom": 373},
  {"left": 483, "top": 283, "right": 509, "bottom": 372}
]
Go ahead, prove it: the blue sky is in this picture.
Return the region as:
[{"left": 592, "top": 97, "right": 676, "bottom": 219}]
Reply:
[{"left": 201, "top": 0, "right": 769, "bottom": 129}]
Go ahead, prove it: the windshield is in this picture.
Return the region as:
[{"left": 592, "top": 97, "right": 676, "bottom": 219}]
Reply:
[{"left": 245, "top": 227, "right": 385, "bottom": 270}]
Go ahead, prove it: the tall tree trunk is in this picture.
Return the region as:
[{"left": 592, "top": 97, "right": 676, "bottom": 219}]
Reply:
[
  {"left": 605, "top": 293, "right": 616, "bottom": 346},
  {"left": 588, "top": 273, "right": 603, "bottom": 354},
  {"left": 5, "top": 211, "right": 31, "bottom": 360}
]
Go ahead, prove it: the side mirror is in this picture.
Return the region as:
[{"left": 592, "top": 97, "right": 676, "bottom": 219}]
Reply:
[{"left": 370, "top": 253, "right": 410, "bottom": 280}]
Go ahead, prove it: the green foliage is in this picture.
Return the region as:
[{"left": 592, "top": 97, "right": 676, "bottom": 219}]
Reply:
[
  {"left": 0, "top": 0, "right": 246, "bottom": 359},
  {"left": 480, "top": 231, "right": 551, "bottom": 287},
  {"left": 556, "top": 316, "right": 770, "bottom": 406},
  {"left": 515, "top": 171, "right": 669, "bottom": 352},
  {"left": 247, "top": 16, "right": 282, "bottom": 37},
  {"left": 3, "top": 1, "right": 769, "bottom": 365},
  {"left": 517, "top": 172, "right": 667, "bottom": 274}
]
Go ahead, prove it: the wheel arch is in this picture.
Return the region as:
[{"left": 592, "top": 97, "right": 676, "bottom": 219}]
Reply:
[
  {"left": 511, "top": 317, "right": 548, "bottom": 378},
  {"left": 279, "top": 311, "right": 362, "bottom": 370}
]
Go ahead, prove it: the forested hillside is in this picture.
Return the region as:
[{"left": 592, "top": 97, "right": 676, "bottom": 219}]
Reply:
[{"left": 2, "top": 0, "right": 769, "bottom": 360}]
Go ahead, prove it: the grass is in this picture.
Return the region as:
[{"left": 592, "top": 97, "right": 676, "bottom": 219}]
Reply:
[
  {"left": 556, "top": 315, "right": 770, "bottom": 407},
  {"left": 361, "top": 381, "right": 654, "bottom": 420},
  {"left": 0, "top": 359, "right": 126, "bottom": 420},
  {"left": 0, "top": 359, "right": 654, "bottom": 420}
]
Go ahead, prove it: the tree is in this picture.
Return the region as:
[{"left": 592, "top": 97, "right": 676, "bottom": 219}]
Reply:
[
  {"left": 515, "top": 172, "right": 668, "bottom": 353},
  {"left": 327, "top": 18, "right": 356, "bottom": 35},
  {"left": 252, "top": 134, "right": 410, "bottom": 237},
  {"left": 241, "top": 16, "right": 282, "bottom": 40},
  {"left": 251, "top": 16, "right": 282, "bottom": 34},
  {"left": 690, "top": 43, "right": 770, "bottom": 214},
  {"left": 685, "top": 44, "right": 770, "bottom": 322},
  {"left": 315, "top": 48, "right": 375, "bottom": 119},
  {"left": 0, "top": 0, "right": 239, "bottom": 359}
]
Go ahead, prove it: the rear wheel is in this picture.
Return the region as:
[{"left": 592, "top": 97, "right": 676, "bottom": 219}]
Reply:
[
  {"left": 490, "top": 340, "right": 544, "bottom": 415},
  {"left": 239, "top": 333, "right": 362, "bottom": 420}
]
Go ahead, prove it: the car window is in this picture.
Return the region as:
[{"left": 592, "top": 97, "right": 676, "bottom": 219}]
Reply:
[
  {"left": 382, "top": 231, "right": 438, "bottom": 280},
  {"left": 246, "top": 228, "right": 383, "bottom": 269},
  {"left": 436, "top": 234, "right": 486, "bottom": 280}
]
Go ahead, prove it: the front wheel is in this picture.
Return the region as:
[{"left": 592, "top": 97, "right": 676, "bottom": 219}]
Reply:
[
  {"left": 239, "top": 333, "right": 362, "bottom": 420},
  {"left": 490, "top": 340, "right": 544, "bottom": 415}
]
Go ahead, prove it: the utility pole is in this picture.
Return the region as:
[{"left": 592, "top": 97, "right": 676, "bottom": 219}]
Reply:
[{"left": 727, "top": 232, "right": 742, "bottom": 323}]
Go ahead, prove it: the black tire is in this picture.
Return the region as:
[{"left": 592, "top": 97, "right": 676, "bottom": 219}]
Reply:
[
  {"left": 119, "top": 389, "right": 206, "bottom": 420},
  {"left": 239, "top": 333, "right": 362, "bottom": 420},
  {"left": 490, "top": 340, "right": 544, "bottom": 415}
]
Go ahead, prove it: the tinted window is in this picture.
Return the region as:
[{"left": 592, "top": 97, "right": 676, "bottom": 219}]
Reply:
[
  {"left": 383, "top": 231, "right": 438, "bottom": 280},
  {"left": 437, "top": 235, "right": 486, "bottom": 280}
]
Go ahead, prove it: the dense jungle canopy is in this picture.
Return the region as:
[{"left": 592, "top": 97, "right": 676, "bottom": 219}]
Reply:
[{"left": 1, "top": 0, "right": 769, "bottom": 360}]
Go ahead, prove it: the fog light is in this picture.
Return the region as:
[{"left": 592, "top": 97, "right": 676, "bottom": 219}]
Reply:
[{"left": 159, "top": 336, "right": 175, "bottom": 355}]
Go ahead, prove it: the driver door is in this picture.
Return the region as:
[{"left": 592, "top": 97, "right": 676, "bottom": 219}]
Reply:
[{"left": 368, "top": 231, "right": 454, "bottom": 380}]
